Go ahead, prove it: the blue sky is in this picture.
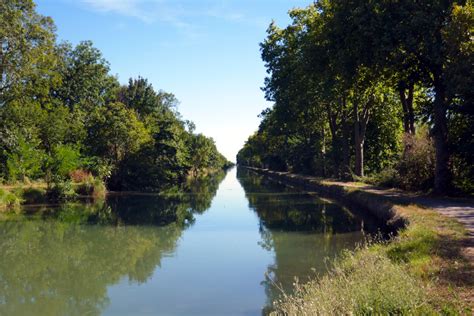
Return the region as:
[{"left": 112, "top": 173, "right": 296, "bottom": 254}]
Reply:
[{"left": 36, "top": 0, "right": 311, "bottom": 161}]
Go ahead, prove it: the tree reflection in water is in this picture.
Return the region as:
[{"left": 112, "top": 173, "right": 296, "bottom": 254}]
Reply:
[
  {"left": 236, "top": 168, "right": 378, "bottom": 313},
  {"left": 0, "top": 171, "right": 226, "bottom": 316}
]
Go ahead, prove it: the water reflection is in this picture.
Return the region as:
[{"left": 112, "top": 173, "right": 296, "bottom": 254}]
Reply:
[
  {"left": 236, "top": 168, "right": 374, "bottom": 312},
  {"left": 0, "top": 221, "right": 181, "bottom": 316},
  {"left": 0, "top": 169, "right": 381, "bottom": 316},
  {"left": 237, "top": 168, "right": 367, "bottom": 234},
  {"left": 0, "top": 171, "right": 226, "bottom": 316}
]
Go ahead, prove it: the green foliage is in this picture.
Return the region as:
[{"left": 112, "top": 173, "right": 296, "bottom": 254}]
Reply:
[
  {"left": 5, "top": 136, "right": 45, "bottom": 182},
  {"left": 46, "top": 180, "right": 76, "bottom": 202},
  {"left": 15, "top": 187, "right": 47, "bottom": 204},
  {"left": 75, "top": 177, "right": 106, "bottom": 199},
  {"left": 55, "top": 40, "right": 119, "bottom": 110},
  {"left": 46, "top": 144, "right": 82, "bottom": 181},
  {"left": 0, "top": 1, "right": 230, "bottom": 192},
  {"left": 117, "top": 76, "right": 177, "bottom": 117},
  {"left": 0, "top": 188, "right": 21, "bottom": 209},
  {"left": 0, "top": 0, "right": 59, "bottom": 105},
  {"left": 86, "top": 101, "right": 150, "bottom": 165},
  {"left": 239, "top": 0, "right": 473, "bottom": 194}
]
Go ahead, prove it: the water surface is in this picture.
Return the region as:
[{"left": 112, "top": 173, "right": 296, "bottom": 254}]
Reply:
[{"left": 0, "top": 168, "right": 378, "bottom": 315}]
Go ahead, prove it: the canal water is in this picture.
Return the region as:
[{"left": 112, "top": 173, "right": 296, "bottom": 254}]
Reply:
[{"left": 0, "top": 168, "right": 379, "bottom": 315}]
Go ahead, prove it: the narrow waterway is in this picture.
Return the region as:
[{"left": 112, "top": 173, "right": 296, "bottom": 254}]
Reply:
[{"left": 0, "top": 168, "right": 380, "bottom": 316}]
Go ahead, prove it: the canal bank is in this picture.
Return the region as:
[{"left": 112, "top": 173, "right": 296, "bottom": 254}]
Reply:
[{"left": 245, "top": 167, "right": 473, "bottom": 313}]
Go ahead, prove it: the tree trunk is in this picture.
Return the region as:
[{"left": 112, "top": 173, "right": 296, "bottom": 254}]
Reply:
[
  {"left": 398, "top": 81, "right": 416, "bottom": 135},
  {"left": 354, "top": 137, "right": 364, "bottom": 177},
  {"left": 433, "top": 78, "right": 451, "bottom": 194},
  {"left": 341, "top": 122, "right": 351, "bottom": 179},
  {"left": 353, "top": 97, "right": 371, "bottom": 178},
  {"left": 407, "top": 83, "right": 416, "bottom": 135},
  {"left": 321, "top": 124, "right": 327, "bottom": 177},
  {"left": 354, "top": 112, "right": 364, "bottom": 178}
]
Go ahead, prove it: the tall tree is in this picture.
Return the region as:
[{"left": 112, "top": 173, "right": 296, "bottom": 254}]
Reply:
[{"left": 0, "top": 0, "right": 58, "bottom": 105}]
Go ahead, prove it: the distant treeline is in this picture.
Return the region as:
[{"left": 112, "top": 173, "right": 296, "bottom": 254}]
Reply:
[
  {"left": 238, "top": 1, "right": 473, "bottom": 194},
  {"left": 0, "top": 0, "right": 232, "bottom": 192}
]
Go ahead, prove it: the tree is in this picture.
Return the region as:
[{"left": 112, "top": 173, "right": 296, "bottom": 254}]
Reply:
[
  {"left": 0, "top": 0, "right": 58, "bottom": 105},
  {"left": 86, "top": 102, "right": 150, "bottom": 166},
  {"left": 329, "top": 0, "right": 473, "bottom": 192},
  {"left": 118, "top": 77, "right": 160, "bottom": 117},
  {"left": 55, "top": 41, "right": 118, "bottom": 111},
  {"left": 241, "top": 0, "right": 473, "bottom": 194},
  {"left": 5, "top": 136, "right": 45, "bottom": 182}
]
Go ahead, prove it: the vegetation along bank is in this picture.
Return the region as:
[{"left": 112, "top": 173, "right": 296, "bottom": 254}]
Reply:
[{"left": 0, "top": 0, "right": 233, "bottom": 209}]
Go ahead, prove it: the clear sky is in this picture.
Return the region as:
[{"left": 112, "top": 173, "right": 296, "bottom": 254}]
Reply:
[{"left": 35, "top": 0, "right": 310, "bottom": 161}]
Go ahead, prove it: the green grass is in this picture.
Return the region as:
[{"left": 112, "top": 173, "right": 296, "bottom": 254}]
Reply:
[{"left": 271, "top": 204, "right": 472, "bottom": 315}]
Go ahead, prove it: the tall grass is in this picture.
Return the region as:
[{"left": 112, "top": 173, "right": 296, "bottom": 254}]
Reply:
[
  {"left": 0, "top": 188, "right": 21, "bottom": 209},
  {"left": 271, "top": 249, "right": 431, "bottom": 315}
]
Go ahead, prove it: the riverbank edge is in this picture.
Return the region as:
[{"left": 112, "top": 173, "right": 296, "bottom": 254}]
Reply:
[
  {"left": 246, "top": 167, "right": 407, "bottom": 230},
  {"left": 0, "top": 168, "right": 233, "bottom": 210},
  {"left": 0, "top": 181, "right": 107, "bottom": 211},
  {"left": 245, "top": 166, "right": 473, "bottom": 313}
]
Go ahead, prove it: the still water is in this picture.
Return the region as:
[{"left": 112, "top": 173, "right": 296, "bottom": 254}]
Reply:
[{"left": 0, "top": 168, "right": 379, "bottom": 316}]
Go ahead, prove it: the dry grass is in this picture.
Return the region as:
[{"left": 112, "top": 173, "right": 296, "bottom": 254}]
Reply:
[{"left": 272, "top": 249, "right": 431, "bottom": 315}]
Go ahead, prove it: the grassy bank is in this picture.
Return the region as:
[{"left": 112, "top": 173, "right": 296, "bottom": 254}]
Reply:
[
  {"left": 247, "top": 168, "right": 473, "bottom": 314},
  {"left": 273, "top": 205, "right": 471, "bottom": 314},
  {"left": 0, "top": 178, "right": 107, "bottom": 210}
]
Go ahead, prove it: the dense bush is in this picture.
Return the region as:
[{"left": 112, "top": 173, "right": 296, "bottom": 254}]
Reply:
[
  {"left": 0, "top": 189, "right": 21, "bottom": 209},
  {"left": 75, "top": 177, "right": 106, "bottom": 199},
  {"left": 396, "top": 129, "right": 436, "bottom": 191},
  {"left": 46, "top": 180, "right": 77, "bottom": 202},
  {"left": 69, "top": 169, "right": 93, "bottom": 183}
]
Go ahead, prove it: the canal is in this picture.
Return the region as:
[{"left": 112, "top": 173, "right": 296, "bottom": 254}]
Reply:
[{"left": 0, "top": 167, "right": 380, "bottom": 315}]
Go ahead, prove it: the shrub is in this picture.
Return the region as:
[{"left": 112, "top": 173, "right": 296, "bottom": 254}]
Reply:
[
  {"left": 364, "top": 167, "right": 400, "bottom": 188},
  {"left": 0, "top": 188, "right": 21, "bottom": 209},
  {"left": 46, "top": 180, "right": 76, "bottom": 202},
  {"left": 75, "top": 177, "right": 107, "bottom": 199},
  {"left": 271, "top": 250, "right": 431, "bottom": 315},
  {"left": 69, "top": 169, "right": 93, "bottom": 183},
  {"left": 91, "top": 179, "right": 107, "bottom": 198},
  {"left": 46, "top": 144, "right": 83, "bottom": 180},
  {"left": 396, "top": 128, "right": 435, "bottom": 191}
]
